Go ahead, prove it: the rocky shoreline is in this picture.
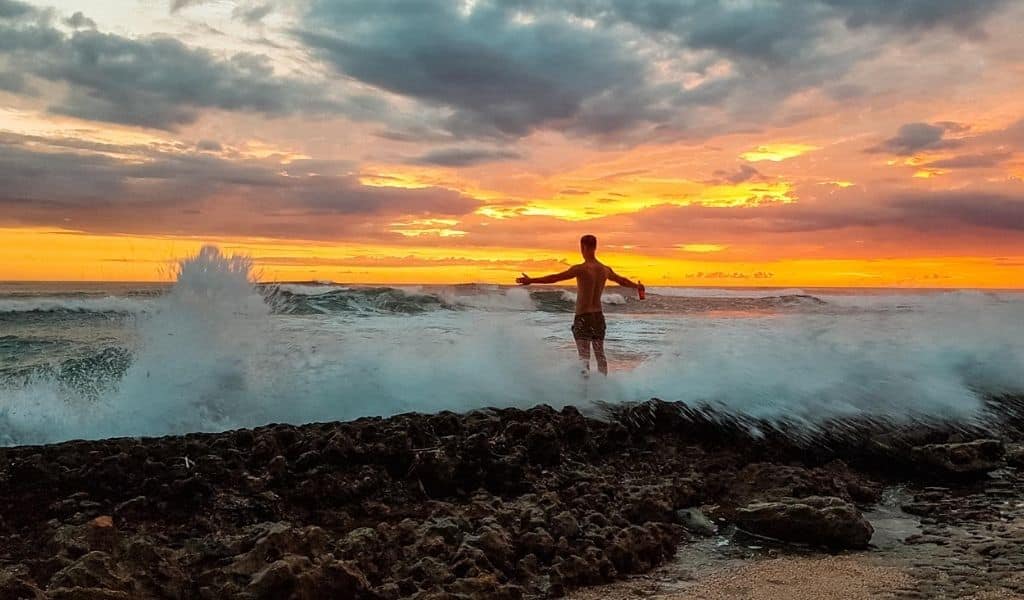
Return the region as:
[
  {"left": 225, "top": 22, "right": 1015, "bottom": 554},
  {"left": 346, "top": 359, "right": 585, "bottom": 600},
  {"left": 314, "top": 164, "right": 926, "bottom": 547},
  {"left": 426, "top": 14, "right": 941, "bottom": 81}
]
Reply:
[{"left": 1, "top": 398, "right": 1023, "bottom": 599}]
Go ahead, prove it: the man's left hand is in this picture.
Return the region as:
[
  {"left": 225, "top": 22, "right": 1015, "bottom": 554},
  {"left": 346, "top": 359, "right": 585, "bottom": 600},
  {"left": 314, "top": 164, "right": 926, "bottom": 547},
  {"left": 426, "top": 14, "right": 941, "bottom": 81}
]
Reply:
[{"left": 516, "top": 272, "right": 532, "bottom": 285}]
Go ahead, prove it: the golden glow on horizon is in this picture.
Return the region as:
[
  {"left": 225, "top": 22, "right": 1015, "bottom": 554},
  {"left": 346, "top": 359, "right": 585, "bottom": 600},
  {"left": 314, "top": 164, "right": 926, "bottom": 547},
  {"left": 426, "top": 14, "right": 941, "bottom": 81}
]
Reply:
[
  {"left": 2, "top": 228, "right": 1022, "bottom": 288},
  {"left": 489, "top": 178, "right": 797, "bottom": 221},
  {"left": 740, "top": 143, "right": 819, "bottom": 162},
  {"left": 360, "top": 160, "right": 798, "bottom": 223},
  {"left": 389, "top": 219, "right": 468, "bottom": 238},
  {"left": 474, "top": 205, "right": 519, "bottom": 219},
  {"left": 678, "top": 244, "right": 727, "bottom": 253}
]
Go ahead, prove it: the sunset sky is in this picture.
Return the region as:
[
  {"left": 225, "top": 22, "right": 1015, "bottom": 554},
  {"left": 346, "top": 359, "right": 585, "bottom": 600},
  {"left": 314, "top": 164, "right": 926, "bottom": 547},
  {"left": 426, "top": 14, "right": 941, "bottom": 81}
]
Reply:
[{"left": 0, "top": 0, "right": 1022, "bottom": 286}]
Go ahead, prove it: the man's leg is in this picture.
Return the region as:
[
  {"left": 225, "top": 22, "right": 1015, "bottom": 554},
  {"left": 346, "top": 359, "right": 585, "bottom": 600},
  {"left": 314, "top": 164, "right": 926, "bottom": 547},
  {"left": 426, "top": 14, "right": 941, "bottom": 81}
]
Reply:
[
  {"left": 592, "top": 339, "right": 608, "bottom": 375},
  {"left": 575, "top": 339, "right": 591, "bottom": 372}
]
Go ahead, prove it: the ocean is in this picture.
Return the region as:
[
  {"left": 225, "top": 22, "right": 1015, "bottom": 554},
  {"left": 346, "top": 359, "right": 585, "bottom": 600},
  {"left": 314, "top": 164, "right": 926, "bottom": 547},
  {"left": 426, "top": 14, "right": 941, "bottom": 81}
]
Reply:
[{"left": 1, "top": 246, "right": 1022, "bottom": 446}]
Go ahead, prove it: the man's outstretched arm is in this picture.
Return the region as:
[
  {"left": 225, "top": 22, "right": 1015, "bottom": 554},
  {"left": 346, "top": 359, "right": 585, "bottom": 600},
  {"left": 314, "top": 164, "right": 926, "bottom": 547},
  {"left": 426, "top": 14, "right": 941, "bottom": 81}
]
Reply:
[
  {"left": 517, "top": 266, "right": 577, "bottom": 285},
  {"left": 608, "top": 268, "right": 642, "bottom": 289}
]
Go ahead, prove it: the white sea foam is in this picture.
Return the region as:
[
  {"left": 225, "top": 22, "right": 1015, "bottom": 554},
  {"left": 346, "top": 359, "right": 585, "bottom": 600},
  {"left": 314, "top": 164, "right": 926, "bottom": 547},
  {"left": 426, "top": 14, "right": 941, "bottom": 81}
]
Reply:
[
  {"left": 271, "top": 283, "right": 349, "bottom": 296},
  {"left": 817, "top": 289, "right": 1012, "bottom": 311},
  {"left": 646, "top": 287, "right": 809, "bottom": 298},
  {"left": 441, "top": 286, "right": 537, "bottom": 311},
  {"left": 0, "top": 297, "right": 153, "bottom": 314},
  {"left": 559, "top": 290, "right": 628, "bottom": 305},
  {"left": 626, "top": 305, "right": 1024, "bottom": 424}
]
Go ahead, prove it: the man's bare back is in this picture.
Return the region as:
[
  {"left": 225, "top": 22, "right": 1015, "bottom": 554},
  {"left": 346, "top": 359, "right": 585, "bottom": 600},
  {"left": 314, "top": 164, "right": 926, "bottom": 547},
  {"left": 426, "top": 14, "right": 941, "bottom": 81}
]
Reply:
[
  {"left": 516, "top": 260, "right": 636, "bottom": 313},
  {"left": 573, "top": 260, "right": 608, "bottom": 314},
  {"left": 515, "top": 235, "right": 643, "bottom": 375}
]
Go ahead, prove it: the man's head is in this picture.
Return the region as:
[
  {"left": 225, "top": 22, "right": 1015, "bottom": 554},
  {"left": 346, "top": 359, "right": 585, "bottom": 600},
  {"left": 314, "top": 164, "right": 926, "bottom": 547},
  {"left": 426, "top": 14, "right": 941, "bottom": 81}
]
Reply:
[{"left": 580, "top": 234, "right": 597, "bottom": 259}]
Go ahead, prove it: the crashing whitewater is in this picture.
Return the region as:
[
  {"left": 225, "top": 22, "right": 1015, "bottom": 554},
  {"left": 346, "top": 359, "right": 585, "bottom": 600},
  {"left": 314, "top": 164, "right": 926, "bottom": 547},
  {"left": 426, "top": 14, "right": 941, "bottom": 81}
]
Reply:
[{"left": 1, "top": 245, "right": 1023, "bottom": 446}]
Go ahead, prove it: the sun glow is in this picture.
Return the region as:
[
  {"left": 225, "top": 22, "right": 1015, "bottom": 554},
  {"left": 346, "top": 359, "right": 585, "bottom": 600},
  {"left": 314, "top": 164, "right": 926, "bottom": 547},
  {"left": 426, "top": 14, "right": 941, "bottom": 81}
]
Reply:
[
  {"left": 389, "top": 219, "right": 468, "bottom": 238},
  {"left": 499, "top": 178, "right": 797, "bottom": 220},
  {"left": 2, "top": 228, "right": 1021, "bottom": 287},
  {"left": 678, "top": 244, "right": 727, "bottom": 253},
  {"left": 740, "top": 143, "right": 819, "bottom": 162}
]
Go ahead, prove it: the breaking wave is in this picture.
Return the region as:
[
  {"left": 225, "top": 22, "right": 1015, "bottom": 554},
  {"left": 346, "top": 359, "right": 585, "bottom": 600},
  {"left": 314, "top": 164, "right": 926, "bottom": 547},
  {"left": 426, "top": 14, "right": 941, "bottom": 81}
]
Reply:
[
  {"left": 647, "top": 286, "right": 811, "bottom": 298},
  {"left": 265, "top": 285, "right": 450, "bottom": 315},
  {"left": 0, "top": 285, "right": 827, "bottom": 319},
  {"left": 0, "top": 297, "right": 154, "bottom": 315},
  {"left": 0, "top": 245, "right": 1022, "bottom": 446}
]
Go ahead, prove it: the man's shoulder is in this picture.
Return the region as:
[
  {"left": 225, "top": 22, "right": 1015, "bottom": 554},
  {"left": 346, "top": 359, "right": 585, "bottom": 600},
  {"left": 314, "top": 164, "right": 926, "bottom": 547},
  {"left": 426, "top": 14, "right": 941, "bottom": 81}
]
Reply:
[{"left": 577, "top": 262, "right": 606, "bottom": 273}]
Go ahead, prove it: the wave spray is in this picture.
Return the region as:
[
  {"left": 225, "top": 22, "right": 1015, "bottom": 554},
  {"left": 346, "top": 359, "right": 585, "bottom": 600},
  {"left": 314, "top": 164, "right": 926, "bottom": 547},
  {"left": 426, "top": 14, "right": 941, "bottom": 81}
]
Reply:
[{"left": 2, "top": 245, "right": 1023, "bottom": 446}]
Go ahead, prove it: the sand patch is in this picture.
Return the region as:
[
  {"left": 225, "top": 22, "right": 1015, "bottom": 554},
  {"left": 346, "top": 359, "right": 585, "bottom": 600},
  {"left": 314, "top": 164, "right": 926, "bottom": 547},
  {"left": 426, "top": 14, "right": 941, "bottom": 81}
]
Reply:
[{"left": 571, "top": 555, "right": 912, "bottom": 600}]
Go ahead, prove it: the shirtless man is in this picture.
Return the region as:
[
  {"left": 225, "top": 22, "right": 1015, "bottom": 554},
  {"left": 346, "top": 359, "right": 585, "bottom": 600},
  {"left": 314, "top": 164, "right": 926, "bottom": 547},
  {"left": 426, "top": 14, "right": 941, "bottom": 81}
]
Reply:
[{"left": 516, "top": 235, "right": 644, "bottom": 375}]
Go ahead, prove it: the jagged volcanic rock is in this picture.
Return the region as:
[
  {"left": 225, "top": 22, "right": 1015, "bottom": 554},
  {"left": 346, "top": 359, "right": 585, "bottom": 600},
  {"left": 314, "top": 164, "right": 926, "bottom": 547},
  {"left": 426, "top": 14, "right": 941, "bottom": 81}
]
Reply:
[
  {"left": 734, "top": 496, "right": 874, "bottom": 549},
  {"left": 0, "top": 399, "right": 1021, "bottom": 599}
]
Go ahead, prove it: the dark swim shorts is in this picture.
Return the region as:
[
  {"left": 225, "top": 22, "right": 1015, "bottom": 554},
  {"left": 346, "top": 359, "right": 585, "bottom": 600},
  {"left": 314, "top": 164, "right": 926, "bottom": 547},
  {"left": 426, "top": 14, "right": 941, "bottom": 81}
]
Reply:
[{"left": 571, "top": 311, "right": 606, "bottom": 341}]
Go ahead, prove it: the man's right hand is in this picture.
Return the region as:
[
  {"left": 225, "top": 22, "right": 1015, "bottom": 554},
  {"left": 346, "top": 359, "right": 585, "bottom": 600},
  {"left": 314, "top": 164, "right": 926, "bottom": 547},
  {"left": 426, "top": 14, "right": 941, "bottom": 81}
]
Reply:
[{"left": 516, "top": 272, "right": 532, "bottom": 285}]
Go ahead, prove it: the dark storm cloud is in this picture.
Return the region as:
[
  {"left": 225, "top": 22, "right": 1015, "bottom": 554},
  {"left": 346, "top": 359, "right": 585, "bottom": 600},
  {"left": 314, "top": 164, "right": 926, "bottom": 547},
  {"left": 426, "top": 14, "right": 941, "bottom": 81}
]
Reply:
[
  {"left": 0, "top": 0, "right": 1016, "bottom": 142},
  {"left": 410, "top": 147, "right": 523, "bottom": 167},
  {"left": 0, "top": 0, "right": 35, "bottom": 19},
  {"left": 62, "top": 11, "right": 96, "bottom": 29},
  {"left": 0, "top": 21, "right": 62, "bottom": 51},
  {"left": 0, "top": 70, "right": 31, "bottom": 93},
  {"left": 39, "top": 31, "right": 338, "bottom": 129},
  {"left": 233, "top": 2, "right": 275, "bottom": 24},
  {"left": 0, "top": 13, "right": 368, "bottom": 130},
  {"left": 548, "top": 0, "right": 1007, "bottom": 41},
  {"left": 0, "top": 138, "right": 278, "bottom": 207},
  {"left": 891, "top": 191, "right": 1024, "bottom": 231},
  {"left": 867, "top": 122, "right": 964, "bottom": 155},
  {"left": 663, "top": 2, "right": 827, "bottom": 65},
  {"left": 820, "top": 0, "right": 1011, "bottom": 30},
  {"left": 0, "top": 134, "right": 480, "bottom": 237},
  {"left": 298, "top": 0, "right": 676, "bottom": 140},
  {"left": 296, "top": 0, "right": 1013, "bottom": 143}
]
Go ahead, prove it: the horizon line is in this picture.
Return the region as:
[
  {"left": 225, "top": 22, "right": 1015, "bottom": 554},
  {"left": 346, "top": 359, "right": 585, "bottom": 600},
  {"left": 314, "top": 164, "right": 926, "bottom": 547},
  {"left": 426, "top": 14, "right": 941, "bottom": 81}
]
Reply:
[{"left": 2, "top": 280, "right": 1023, "bottom": 292}]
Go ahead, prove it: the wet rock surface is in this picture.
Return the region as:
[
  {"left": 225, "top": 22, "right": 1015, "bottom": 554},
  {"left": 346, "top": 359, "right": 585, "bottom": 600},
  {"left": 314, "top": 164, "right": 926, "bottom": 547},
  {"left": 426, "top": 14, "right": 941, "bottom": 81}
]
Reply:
[
  {"left": 889, "top": 469, "right": 1024, "bottom": 599},
  {"left": 1, "top": 398, "right": 1023, "bottom": 599},
  {"left": 734, "top": 496, "right": 873, "bottom": 549},
  {"left": 909, "top": 439, "right": 1005, "bottom": 477}
]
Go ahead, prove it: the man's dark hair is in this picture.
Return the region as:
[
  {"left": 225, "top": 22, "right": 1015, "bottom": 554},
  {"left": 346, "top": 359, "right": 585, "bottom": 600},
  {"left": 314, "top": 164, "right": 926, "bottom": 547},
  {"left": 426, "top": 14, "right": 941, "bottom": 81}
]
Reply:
[{"left": 580, "top": 234, "right": 597, "bottom": 249}]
